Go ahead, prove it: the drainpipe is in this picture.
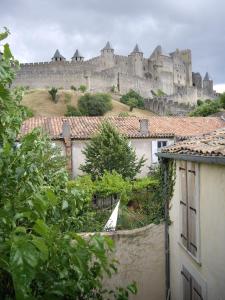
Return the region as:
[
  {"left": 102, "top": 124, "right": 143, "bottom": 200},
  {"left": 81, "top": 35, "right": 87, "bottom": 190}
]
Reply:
[
  {"left": 162, "top": 157, "right": 170, "bottom": 300},
  {"left": 62, "top": 120, "right": 72, "bottom": 176}
]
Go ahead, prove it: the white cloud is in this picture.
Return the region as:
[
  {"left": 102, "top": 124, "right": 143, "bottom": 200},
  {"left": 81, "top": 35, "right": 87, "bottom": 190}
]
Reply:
[{"left": 214, "top": 84, "right": 225, "bottom": 93}]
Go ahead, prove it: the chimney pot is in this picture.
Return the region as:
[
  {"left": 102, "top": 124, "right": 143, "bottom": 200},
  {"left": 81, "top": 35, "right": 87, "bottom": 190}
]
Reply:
[
  {"left": 62, "top": 120, "right": 71, "bottom": 140},
  {"left": 139, "top": 119, "right": 149, "bottom": 135}
]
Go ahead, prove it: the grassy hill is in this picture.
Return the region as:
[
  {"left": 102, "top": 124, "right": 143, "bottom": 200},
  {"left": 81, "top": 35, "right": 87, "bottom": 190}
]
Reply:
[{"left": 22, "top": 89, "right": 156, "bottom": 117}]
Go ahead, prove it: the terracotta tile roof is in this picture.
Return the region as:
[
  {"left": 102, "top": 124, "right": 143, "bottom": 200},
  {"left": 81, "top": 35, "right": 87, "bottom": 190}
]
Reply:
[
  {"left": 161, "top": 128, "right": 225, "bottom": 157},
  {"left": 19, "top": 116, "right": 225, "bottom": 140}
]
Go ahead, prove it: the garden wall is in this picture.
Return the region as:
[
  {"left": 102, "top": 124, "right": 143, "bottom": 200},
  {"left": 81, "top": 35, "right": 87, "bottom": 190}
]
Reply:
[{"left": 84, "top": 223, "right": 165, "bottom": 300}]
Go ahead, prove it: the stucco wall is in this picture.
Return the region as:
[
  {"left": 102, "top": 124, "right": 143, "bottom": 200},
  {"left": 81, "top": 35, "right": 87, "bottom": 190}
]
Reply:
[
  {"left": 71, "top": 138, "right": 174, "bottom": 178},
  {"left": 89, "top": 224, "right": 165, "bottom": 300},
  {"left": 169, "top": 161, "right": 225, "bottom": 299}
]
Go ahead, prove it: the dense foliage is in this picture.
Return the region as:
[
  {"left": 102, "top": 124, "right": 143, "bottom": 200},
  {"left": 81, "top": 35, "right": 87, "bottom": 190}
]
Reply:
[
  {"left": 78, "top": 93, "right": 112, "bottom": 116},
  {"left": 189, "top": 94, "right": 225, "bottom": 116},
  {"left": 120, "top": 89, "right": 144, "bottom": 109},
  {"left": 80, "top": 122, "right": 145, "bottom": 179},
  {"left": 0, "top": 28, "right": 137, "bottom": 300}
]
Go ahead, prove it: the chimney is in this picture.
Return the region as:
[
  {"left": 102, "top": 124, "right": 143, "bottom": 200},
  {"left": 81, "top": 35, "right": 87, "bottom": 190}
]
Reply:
[
  {"left": 62, "top": 120, "right": 72, "bottom": 176},
  {"left": 139, "top": 119, "right": 149, "bottom": 135}
]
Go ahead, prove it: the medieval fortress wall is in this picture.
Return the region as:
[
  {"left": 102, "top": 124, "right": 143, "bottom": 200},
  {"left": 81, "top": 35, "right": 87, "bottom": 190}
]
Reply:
[{"left": 13, "top": 42, "right": 215, "bottom": 105}]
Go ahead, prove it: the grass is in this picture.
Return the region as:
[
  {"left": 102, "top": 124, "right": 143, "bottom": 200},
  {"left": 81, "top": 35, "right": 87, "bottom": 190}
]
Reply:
[{"left": 22, "top": 89, "right": 156, "bottom": 117}]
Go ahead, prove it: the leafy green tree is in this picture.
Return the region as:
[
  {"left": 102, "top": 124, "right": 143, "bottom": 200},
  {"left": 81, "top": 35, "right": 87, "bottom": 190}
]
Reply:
[
  {"left": 48, "top": 87, "right": 58, "bottom": 102},
  {"left": 80, "top": 122, "right": 145, "bottom": 179},
  {"left": 78, "top": 84, "right": 87, "bottom": 93},
  {"left": 78, "top": 93, "right": 112, "bottom": 116},
  {"left": 120, "top": 89, "right": 144, "bottom": 108},
  {"left": 0, "top": 28, "right": 137, "bottom": 300},
  {"left": 127, "top": 97, "right": 138, "bottom": 111}
]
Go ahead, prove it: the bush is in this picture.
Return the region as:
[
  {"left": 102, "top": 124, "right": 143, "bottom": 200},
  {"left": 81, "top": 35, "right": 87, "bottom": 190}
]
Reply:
[
  {"left": 78, "top": 84, "right": 87, "bottom": 93},
  {"left": 20, "top": 105, "right": 34, "bottom": 118},
  {"left": 65, "top": 105, "right": 82, "bottom": 116},
  {"left": 127, "top": 97, "right": 139, "bottom": 111},
  {"left": 118, "top": 112, "right": 130, "bottom": 117},
  {"left": 110, "top": 85, "right": 116, "bottom": 93},
  {"left": 120, "top": 89, "right": 144, "bottom": 108},
  {"left": 78, "top": 93, "right": 112, "bottom": 116},
  {"left": 48, "top": 87, "right": 58, "bottom": 103},
  {"left": 189, "top": 101, "right": 220, "bottom": 116},
  {"left": 197, "top": 99, "right": 204, "bottom": 106},
  {"left": 70, "top": 85, "right": 77, "bottom": 91},
  {"left": 219, "top": 93, "right": 225, "bottom": 109}
]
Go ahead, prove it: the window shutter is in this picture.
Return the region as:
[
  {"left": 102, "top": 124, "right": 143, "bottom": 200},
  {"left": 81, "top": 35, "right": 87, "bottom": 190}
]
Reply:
[
  {"left": 179, "top": 161, "right": 188, "bottom": 248},
  {"left": 192, "top": 277, "right": 203, "bottom": 300},
  {"left": 187, "top": 162, "right": 198, "bottom": 257},
  {"left": 181, "top": 266, "right": 191, "bottom": 300}
]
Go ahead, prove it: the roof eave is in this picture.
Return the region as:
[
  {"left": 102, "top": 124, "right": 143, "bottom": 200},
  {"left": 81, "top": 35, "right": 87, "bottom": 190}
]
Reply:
[{"left": 157, "top": 152, "right": 225, "bottom": 165}]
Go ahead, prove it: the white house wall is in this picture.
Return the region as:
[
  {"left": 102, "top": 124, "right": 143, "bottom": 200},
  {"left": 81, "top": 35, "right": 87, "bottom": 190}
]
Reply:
[{"left": 71, "top": 138, "right": 174, "bottom": 178}]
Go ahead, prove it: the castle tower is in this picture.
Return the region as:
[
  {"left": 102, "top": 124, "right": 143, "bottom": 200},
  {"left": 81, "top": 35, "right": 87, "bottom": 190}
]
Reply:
[
  {"left": 71, "top": 49, "right": 84, "bottom": 62},
  {"left": 203, "top": 72, "right": 213, "bottom": 95},
  {"left": 180, "top": 49, "right": 192, "bottom": 87},
  {"left": 100, "top": 41, "right": 115, "bottom": 69},
  {"left": 51, "top": 49, "right": 66, "bottom": 62},
  {"left": 128, "top": 44, "right": 144, "bottom": 77}
]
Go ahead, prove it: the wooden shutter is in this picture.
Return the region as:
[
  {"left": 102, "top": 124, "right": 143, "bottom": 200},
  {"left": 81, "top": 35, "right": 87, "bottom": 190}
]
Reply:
[
  {"left": 192, "top": 276, "right": 203, "bottom": 300},
  {"left": 181, "top": 266, "right": 191, "bottom": 300},
  {"left": 187, "top": 162, "right": 198, "bottom": 257},
  {"left": 179, "top": 161, "right": 188, "bottom": 248}
]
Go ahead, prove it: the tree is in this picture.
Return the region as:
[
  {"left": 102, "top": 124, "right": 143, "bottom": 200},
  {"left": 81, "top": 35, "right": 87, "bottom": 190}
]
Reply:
[
  {"left": 127, "top": 97, "right": 138, "bottom": 111},
  {"left": 189, "top": 100, "right": 220, "bottom": 116},
  {"left": 120, "top": 89, "right": 144, "bottom": 108},
  {"left": 78, "top": 93, "right": 112, "bottom": 116},
  {"left": 0, "top": 28, "right": 137, "bottom": 300},
  {"left": 80, "top": 122, "right": 145, "bottom": 180},
  {"left": 48, "top": 87, "right": 58, "bottom": 102}
]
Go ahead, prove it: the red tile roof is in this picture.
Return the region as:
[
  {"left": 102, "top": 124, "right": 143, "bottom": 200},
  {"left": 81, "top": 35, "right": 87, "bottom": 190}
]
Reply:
[
  {"left": 161, "top": 128, "right": 225, "bottom": 157},
  {"left": 19, "top": 116, "right": 225, "bottom": 140}
]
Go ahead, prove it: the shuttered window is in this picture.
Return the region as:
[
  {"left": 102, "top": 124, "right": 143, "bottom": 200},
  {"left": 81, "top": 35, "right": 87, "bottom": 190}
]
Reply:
[
  {"left": 181, "top": 266, "right": 203, "bottom": 300},
  {"left": 179, "top": 161, "right": 199, "bottom": 258}
]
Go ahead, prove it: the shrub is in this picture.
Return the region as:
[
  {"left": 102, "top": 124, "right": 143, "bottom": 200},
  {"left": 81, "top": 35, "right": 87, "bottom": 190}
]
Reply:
[
  {"left": 197, "top": 99, "right": 204, "bottom": 106},
  {"left": 48, "top": 87, "right": 58, "bottom": 103},
  {"left": 70, "top": 85, "right": 77, "bottom": 91},
  {"left": 110, "top": 85, "right": 116, "bottom": 93},
  {"left": 65, "top": 105, "right": 82, "bottom": 116},
  {"left": 80, "top": 122, "right": 145, "bottom": 179},
  {"left": 189, "top": 101, "right": 220, "bottom": 116},
  {"left": 78, "top": 93, "right": 112, "bottom": 116},
  {"left": 120, "top": 89, "right": 144, "bottom": 108},
  {"left": 78, "top": 84, "right": 87, "bottom": 93},
  {"left": 118, "top": 112, "right": 130, "bottom": 117},
  {"left": 219, "top": 93, "right": 225, "bottom": 109},
  {"left": 20, "top": 105, "right": 34, "bottom": 118}
]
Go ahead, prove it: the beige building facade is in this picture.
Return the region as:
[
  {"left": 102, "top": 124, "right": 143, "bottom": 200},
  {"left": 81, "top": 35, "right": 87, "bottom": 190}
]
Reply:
[{"left": 159, "top": 128, "right": 225, "bottom": 300}]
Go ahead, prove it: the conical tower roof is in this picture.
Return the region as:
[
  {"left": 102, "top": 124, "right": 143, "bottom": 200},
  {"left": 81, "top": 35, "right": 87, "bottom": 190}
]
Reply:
[
  {"left": 72, "top": 49, "right": 84, "bottom": 59},
  {"left": 204, "top": 72, "right": 212, "bottom": 81},
  {"left": 52, "top": 49, "right": 65, "bottom": 60},
  {"left": 132, "top": 44, "right": 142, "bottom": 53},
  {"left": 102, "top": 41, "right": 113, "bottom": 51}
]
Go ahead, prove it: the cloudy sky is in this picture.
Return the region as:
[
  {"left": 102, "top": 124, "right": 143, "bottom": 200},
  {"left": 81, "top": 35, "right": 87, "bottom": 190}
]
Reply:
[{"left": 1, "top": 0, "right": 224, "bottom": 90}]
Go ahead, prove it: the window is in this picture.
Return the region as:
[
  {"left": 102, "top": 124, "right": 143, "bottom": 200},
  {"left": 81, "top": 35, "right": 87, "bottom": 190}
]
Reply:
[
  {"left": 181, "top": 266, "right": 203, "bottom": 300},
  {"left": 157, "top": 141, "right": 167, "bottom": 149},
  {"left": 179, "top": 161, "right": 200, "bottom": 259}
]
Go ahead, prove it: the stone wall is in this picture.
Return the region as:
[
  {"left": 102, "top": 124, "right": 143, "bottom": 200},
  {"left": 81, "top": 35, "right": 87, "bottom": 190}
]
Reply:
[{"left": 83, "top": 223, "right": 165, "bottom": 300}]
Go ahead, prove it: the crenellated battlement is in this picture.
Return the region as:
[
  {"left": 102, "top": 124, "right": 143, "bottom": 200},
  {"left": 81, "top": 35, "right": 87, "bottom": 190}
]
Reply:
[{"left": 13, "top": 42, "right": 214, "bottom": 104}]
